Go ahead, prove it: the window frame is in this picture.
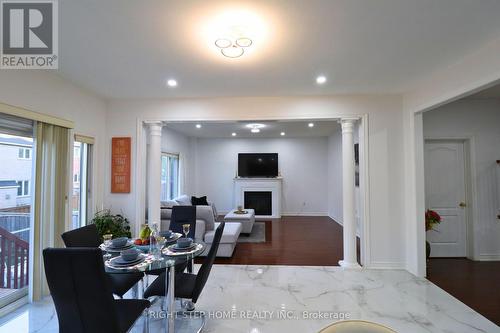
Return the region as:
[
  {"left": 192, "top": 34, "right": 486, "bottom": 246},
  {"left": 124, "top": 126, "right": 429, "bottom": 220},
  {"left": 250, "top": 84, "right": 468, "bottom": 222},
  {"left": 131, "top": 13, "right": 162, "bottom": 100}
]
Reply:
[
  {"left": 161, "top": 152, "right": 180, "bottom": 201},
  {"left": 17, "top": 147, "right": 31, "bottom": 160},
  {"left": 72, "top": 138, "right": 93, "bottom": 229},
  {"left": 16, "top": 180, "right": 30, "bottom": 197}
]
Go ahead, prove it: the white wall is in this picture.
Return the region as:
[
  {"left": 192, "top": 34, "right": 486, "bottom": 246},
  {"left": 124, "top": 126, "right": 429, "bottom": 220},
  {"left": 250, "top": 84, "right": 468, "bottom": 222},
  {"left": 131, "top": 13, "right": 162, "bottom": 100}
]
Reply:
[
  {"left": 0, "top": 71, "right": 107, "bottom": 219},
  {"left": 423, "top": 98, "right": 500, "bottom": 260},
  {"left": 194, "top": 137, "right": 329, "bottom": 215},
  {"left": 403, "top": 37, "right": 500, "bottom": 276},
  {"left": 328, "top": 130, "right": 343, "bottom": 222},
  {"left": 105, "top": 95, "right": 405, "bottom": 268},
  {"left": 161, "top": 127, "right": 196, "bottom": 196},
  {"left": 327, "top": 125, "right": 361, "bottom": 232}
]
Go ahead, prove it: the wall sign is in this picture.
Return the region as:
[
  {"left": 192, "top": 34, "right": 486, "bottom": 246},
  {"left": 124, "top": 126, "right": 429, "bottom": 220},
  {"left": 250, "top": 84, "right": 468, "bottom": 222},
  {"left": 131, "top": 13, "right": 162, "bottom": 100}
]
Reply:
[{"left": 111, "top": 137, "right": 131, "bottom": 193}]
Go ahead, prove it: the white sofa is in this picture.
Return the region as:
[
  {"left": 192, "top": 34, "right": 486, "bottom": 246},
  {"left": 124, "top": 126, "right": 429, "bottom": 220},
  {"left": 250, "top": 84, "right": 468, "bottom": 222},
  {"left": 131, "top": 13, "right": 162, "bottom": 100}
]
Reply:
[{"left": 160, "top": 195, "right": 242, "bottom": 257}]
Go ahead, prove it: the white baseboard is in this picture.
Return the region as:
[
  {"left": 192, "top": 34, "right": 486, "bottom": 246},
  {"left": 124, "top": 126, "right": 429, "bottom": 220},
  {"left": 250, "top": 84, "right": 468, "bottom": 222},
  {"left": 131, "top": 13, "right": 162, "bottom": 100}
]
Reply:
[
  {"left": 282, "top": 212, "right": 328, "bottom": 216},
  {"left": 365, "top": 261, "right": 406, "bottom": 270},
  {"left": 220, "top": 211, "right": 329, "bottom": 217},
  {"left": 477, "top": 254, "right": 500, "bottom": 261}
]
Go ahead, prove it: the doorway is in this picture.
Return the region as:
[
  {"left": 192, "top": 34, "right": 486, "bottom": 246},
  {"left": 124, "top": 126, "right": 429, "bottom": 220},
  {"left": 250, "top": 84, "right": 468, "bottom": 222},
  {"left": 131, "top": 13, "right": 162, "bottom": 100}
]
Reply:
[{"left": 424, "top": 139, "right": 471, "bottom": 258}]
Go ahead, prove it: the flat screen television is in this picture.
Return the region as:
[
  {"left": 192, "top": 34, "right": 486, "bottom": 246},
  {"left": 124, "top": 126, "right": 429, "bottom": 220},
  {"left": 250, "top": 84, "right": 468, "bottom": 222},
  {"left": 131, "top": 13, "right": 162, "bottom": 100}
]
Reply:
[{"left": 238, "top": 153, "right": 278, "bottom": 178}]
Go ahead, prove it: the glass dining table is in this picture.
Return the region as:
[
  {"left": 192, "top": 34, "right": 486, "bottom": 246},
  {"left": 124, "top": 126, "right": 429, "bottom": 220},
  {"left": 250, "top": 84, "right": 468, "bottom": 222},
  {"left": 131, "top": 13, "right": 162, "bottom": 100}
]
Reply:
[{"left": 102, "top": 238, "right": 206, "bottom": 333}]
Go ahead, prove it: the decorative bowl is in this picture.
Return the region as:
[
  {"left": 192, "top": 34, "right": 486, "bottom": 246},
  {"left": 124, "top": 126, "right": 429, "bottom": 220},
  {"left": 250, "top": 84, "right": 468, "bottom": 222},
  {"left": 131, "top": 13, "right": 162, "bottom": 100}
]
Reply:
[
  {"left": 120, "top": 248, "right": 139, "bottom": 262},
  {"left": 160, "top": 230, "right": 173, "bottom": 238},
  {"left": 177, "top": 238, "right": 193, "bottom": 249},
  {"left": 111, "top": 237, "right": 128, "bottom": 248}
]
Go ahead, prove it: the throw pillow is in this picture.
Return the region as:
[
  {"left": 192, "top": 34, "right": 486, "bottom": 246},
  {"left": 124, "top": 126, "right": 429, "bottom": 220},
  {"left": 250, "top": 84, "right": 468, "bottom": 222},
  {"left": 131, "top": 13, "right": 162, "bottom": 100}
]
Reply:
[
  {"left": 191, "top": 196, "right": 209, "bottom": 206},
  {"left": 174, "top": 194, "right": 191, "bottom": 206},
  {"left": 161, "top": 200, "right": 178, "bottom": 208}
]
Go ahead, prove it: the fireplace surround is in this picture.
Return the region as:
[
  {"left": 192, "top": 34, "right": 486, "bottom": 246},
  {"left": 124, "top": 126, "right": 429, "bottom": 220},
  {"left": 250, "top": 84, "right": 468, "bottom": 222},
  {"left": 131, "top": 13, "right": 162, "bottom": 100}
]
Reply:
[{"left": 233, "top": 177, "right": 282, "bottom": 218}]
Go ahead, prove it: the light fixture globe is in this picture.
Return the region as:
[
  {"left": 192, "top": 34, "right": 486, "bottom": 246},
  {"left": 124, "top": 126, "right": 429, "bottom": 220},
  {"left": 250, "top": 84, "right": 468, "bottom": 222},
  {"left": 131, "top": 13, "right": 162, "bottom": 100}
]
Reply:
[
  {"left": 236, "top": 38, "right": 252, "bottom": 47},
  {"left": 215, "top": 38, "right": 232, "bottom": 48},
  {"left": 221, "top": 46, "right": 245, "bottom": 58}
]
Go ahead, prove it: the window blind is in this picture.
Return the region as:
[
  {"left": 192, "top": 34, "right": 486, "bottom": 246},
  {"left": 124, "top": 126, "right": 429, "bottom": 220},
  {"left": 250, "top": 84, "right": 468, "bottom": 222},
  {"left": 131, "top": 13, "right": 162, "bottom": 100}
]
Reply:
[{"left": 0, "top": 112, "right": 34, "bottom": 137}]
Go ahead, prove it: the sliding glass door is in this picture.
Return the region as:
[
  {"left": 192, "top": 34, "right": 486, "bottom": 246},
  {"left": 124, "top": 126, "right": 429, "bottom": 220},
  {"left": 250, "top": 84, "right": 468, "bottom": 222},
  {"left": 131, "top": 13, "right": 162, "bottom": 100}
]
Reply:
[
  {"left": 0, "top": 114, "right": 33, "bottom": 308},
  {"left": 72, "top": 139, "right": 93, "bottom": 229}
]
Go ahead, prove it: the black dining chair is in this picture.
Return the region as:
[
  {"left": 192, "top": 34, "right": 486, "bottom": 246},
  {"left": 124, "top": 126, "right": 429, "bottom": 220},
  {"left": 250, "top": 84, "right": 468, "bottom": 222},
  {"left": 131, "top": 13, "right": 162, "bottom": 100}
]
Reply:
[
  {"left": 43, "top": 247, "right": 150, "bottom": 333},
  {"left": 170, "top": 206, "right": 197, "bottom": 239},
  {"left": 61, "top": 224, "right": 144, "bottom": 298},
  {"left": 170, "top": 205, "right": 197, "bottom": 273},
  {"left": 143, "top": 222, "right": 225, "bottom": 309}
]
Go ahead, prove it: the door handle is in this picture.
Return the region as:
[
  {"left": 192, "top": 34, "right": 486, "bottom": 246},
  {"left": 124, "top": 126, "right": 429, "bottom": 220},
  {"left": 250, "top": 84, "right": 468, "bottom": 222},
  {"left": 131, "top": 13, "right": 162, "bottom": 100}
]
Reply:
[{"left": 459, "top": 202, "right": 466, "bottom": 208}]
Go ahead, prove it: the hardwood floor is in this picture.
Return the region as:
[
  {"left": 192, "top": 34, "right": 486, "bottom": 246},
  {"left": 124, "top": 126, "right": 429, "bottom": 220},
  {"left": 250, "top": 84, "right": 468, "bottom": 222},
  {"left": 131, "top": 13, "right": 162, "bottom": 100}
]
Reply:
[
  {"left": 427, "top": 258, "right": 500, "bottom": 326},
  {"left": 204, "top": 216, "right": 360, "bottom": 266}
]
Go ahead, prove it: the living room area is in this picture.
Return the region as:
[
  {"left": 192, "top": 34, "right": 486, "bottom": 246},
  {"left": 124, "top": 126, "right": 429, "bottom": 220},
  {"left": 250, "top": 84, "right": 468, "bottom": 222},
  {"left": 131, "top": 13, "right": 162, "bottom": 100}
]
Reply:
[{"left": 150, "top": 119, "right": 363, "bottom": 265}]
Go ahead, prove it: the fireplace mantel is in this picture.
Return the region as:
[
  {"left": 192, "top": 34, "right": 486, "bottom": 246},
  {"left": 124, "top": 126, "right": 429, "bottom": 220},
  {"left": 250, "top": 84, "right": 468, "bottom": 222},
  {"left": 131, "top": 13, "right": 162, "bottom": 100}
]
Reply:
[{"left": 233, "top": 177, "right": 282, "bottom": 219}]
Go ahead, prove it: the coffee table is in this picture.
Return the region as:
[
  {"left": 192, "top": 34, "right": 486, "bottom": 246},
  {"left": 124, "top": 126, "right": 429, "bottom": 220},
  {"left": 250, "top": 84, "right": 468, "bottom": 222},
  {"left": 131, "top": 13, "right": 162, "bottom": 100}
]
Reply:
[{"left": 224, "top": 208, "right": 255, "bottom": 234}]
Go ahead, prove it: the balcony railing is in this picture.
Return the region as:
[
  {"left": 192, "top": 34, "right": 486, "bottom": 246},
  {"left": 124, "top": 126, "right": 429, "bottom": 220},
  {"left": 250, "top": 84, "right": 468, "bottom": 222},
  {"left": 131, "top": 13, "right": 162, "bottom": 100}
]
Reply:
[
  {"left": 0, "top": 226, "right": 29, "bottom": 289},
  {"left": 0, "top": 213, "right": 30, "bottom": 290}
]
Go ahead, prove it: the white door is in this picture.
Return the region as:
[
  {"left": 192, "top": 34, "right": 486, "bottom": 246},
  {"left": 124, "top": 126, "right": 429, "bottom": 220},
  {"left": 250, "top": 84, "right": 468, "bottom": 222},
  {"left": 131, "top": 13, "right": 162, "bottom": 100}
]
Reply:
[{"left": 424, "top": 140, "right": 467, "bottom": 257}]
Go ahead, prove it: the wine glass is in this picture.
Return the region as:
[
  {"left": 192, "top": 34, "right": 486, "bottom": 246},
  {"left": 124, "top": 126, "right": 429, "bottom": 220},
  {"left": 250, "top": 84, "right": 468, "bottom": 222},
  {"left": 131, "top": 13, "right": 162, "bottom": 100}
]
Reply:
[
  {"left": 182, "top": 224, "right": 190, "bottom": 238},
  {"left": 102, "top": 234, "right": 113, "bottom": 259}
]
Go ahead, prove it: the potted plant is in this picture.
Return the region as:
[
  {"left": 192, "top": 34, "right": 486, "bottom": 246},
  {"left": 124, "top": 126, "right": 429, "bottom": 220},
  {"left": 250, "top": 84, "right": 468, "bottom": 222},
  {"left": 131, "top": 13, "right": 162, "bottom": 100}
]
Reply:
[
  {"left": 425, "top": 209, "right": 441, "bottom": 259},
  {"left": 92, "top": 209, "right": 132, "bottom": 240}
]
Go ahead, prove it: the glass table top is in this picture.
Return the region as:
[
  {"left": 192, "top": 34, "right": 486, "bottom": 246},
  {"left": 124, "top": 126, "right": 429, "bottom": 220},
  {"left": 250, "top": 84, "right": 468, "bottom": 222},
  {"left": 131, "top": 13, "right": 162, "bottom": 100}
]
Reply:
[{"left": 102, "top": 241, "right": 206, "bottom": 274}]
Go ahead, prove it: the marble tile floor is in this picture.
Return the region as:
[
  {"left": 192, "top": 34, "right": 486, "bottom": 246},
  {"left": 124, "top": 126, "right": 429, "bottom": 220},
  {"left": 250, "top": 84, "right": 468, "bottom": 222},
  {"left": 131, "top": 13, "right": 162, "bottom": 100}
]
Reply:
[{"left": 0, "top": 265, "right": 499, "bottom": 333}]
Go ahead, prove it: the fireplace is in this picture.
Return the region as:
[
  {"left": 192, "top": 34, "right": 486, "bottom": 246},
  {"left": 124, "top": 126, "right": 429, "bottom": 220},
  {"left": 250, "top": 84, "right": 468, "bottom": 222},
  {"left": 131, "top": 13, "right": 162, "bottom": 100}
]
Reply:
[
  {"left": 244, "top": 191, "right": 272, "bottom": 216},
  {"left": 234, "top": 177, "right": 282, "bottom": 218}
]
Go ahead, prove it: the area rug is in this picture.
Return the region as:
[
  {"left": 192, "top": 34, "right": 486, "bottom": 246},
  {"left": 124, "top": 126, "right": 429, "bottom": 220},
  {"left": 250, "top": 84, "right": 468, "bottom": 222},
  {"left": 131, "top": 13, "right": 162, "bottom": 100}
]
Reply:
[{"left": 237, "top": 222, "right": 266, "bottom": 243}]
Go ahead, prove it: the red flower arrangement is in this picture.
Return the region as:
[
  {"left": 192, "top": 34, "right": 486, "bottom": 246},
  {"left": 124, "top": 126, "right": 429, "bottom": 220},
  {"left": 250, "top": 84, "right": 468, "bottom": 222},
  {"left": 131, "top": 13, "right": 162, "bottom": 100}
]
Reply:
[{"left": 425, "top": 209, "right": 441, "bottom": 231}]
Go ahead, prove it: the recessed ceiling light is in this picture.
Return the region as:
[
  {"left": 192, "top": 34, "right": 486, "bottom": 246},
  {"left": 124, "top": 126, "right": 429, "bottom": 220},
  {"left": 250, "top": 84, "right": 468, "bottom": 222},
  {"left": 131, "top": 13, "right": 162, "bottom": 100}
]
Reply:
[
  {"left": 251, "top": 128, "right": 260, "bottom": 133},
  {"left": 308, "top": 123, "right": 315, "bottom": 128},
  {"left": 167, "top": 79, "right": 177, "bottom": 87},
  {"left": 316, "top": 75, "right": 327, "bottom": 85},
  {"left": 196, "top": 124, "right": 202, "bottom": 129},
  {"left": 232, "top": 132, "right": 237, "bottom": 136},
  {"left": 280, "top": 132, "right": 285, "bottom": 136}
]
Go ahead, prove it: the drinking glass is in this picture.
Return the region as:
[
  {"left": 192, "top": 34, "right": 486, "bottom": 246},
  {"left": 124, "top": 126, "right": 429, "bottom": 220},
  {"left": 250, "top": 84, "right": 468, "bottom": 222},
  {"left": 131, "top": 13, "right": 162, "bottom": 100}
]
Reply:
[
  {"left": 155, "top": 236, "right": 166, "bottom": 260},
  {"left": 103, "top": 234, "right": 113, "bottom": 259},
  {"left": 182, "top": 224, "right": 190, "bottom": 238}
]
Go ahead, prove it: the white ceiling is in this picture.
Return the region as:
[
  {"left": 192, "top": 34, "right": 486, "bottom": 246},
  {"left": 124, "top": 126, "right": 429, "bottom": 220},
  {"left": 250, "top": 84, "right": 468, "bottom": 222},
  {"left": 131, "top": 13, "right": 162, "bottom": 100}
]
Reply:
[
  {"left": 58, "top": 0, "right": 500, "bottom": 99},
  {"left": 164, "top": 120, "right": 340, "bottom": 138}
]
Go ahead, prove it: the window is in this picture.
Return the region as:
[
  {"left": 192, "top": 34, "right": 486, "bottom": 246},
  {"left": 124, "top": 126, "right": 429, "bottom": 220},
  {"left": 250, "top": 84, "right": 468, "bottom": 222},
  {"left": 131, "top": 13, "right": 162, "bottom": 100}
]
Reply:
[
  {"left": 18, "top": 147, "right": 31, "bottom": 159},
  {"left": 161, "top": 153, "right": 180, "bottom": 201},
  {"left": 17, "top": 180, "right": 29, "bottom": 197},
  {"left": 72, "top": 139, "right": 93, "bottom": 229}
]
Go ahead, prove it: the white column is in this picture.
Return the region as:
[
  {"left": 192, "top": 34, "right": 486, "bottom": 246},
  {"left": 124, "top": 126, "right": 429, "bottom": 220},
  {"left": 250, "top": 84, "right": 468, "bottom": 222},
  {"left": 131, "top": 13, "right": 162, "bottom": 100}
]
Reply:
[
  {"left": 146, "top": 122, "right": 162, "bottom": 226},
  {"left": 339, "top": 118, "right": 361, "bottom": 269}
]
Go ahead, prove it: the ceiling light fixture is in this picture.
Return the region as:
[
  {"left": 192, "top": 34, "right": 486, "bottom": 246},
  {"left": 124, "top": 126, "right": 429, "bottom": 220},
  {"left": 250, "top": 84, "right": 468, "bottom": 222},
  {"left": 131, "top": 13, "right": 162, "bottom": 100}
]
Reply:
[
  {"left": 316, "top": 75, "right": 327, "bottom": 85},
  {"left": 280, "top": 132, "right": 285, "bottom": 136},
  {"left": 308, "top": 123, "right": 315, "bottom": 128},
  {"left": 232, "top": 132, "right": 237, "bottom": 136},
  {"left": 196, "top": 124, "right": 202, "bottom": 129},
  {"left": 246, "top": 123, "right": 265, "bottom": 133},
  {"left": 167, "top": 79, "right": 178, "bottom": 87},
  {"left": 215, "top": 36, "right": 253, "bottom": 58}
]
